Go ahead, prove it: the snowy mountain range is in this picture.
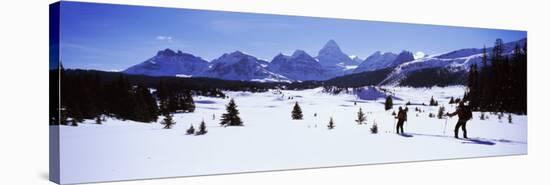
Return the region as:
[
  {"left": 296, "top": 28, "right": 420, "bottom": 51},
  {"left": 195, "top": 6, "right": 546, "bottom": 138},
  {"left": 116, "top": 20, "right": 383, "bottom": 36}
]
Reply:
[
  {"left": 123, "top": 38, "right": 526, "bottom": 85},
  {"left": 123, "top": 40, "right": 359, "bottom": 81}
]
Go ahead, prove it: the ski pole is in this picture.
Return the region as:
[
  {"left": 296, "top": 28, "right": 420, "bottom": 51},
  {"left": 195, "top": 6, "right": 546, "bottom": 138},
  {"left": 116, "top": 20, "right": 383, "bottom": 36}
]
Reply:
[
  {"left": 393, "top": 118, "right": 397, "bottom": 133},
  {"left": 443, "top": 117, "right": 448, "bottom": 135}
]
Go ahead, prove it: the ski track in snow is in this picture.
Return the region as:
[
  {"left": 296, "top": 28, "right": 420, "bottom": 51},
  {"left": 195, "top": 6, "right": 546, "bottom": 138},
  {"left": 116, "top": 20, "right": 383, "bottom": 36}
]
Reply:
[{"left": 56, "top": 86, "right": 527, "bottom": 184}]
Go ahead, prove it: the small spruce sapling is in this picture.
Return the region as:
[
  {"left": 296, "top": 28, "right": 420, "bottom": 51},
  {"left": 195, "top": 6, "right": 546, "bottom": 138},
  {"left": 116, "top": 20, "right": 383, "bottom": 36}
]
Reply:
[
  {"left": 328, "top": 117, "right": 335, "bottom": 130},
  {"left": 70, "top": 119, "right": 78, "bottom": 127},
  {"left": 355, "top": 108, "right": 366, "bottom": 125},
  {"left": 196, "top": 120, "right": 208, "bottom": 135},
  {"left": 161, "top": 113, "right": 176, "bottom": 129},
  {"left": 95, "top": 115, "right": 102, "bottom": 124},
  {"left": 370, "top": 122, "right": 378, "bottom": 134},
  {"left": 186, "top": 125, "right": 195, "bottom": 135}
]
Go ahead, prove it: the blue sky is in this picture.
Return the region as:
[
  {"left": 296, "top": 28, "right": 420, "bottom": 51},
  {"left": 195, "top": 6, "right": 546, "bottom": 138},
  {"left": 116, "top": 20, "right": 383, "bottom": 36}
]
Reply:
[{"left": 59, "top": 1, "right": 526, "bottom": 71}]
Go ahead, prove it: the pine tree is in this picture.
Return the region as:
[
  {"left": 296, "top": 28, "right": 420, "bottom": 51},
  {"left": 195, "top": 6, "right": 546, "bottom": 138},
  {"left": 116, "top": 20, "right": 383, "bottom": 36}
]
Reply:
[
  {"left": 430, "top": 96, "right": 437, "bottom": 106},
  {"left": 161, "top": 113, "right": 175, "bottom": 129},
  {"left": 385, "top": 96, "right": 393, "bottom": 110},
  {"left": 186, "top": 124, "right": 195, "bottom": 135},
  {"left": 370, "top": 122, "right": 378, "bottom": 134},
  {"left": 196, "top": 120, "right": 208, "bottom": 135},
  {"left": 327, "top": 117, "right": 335, "bottom": 130},
  {"left": 95, "top": 115, "right": 102, "bottom": 124},
  {"left": 70, "top": 119, "right": 78, "bottom": 127},
  {"left": 437, "top": 106, "right": 445, "bottom": 119},
  {"left": 157, "top": 80, "right": 170, "bottom": 115},
  {"left": 220, "top": 99, "right": 243, "bottom": 126},
  {"left": 291, "top": 102, "right": 303, "bottom": 120},
  {"left": 355, "top": 108, "right": 366, "bottom": 125},
  {"left": 59, "top": 106, "right": 68, "bottom": 125},
  {"left": 454, "top": 98, "right": 461, "bottom": 104},
  {"left": 449, "top": 97, "right": 455, "bottom": 104}
]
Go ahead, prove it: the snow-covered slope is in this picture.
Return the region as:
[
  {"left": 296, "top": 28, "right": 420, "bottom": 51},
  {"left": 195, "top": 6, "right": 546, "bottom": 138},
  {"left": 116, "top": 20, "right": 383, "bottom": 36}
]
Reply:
[
  {"left": 267, "top": 50, "right": 326, "bottom": 81},
  {"left": 57, "top": 86, "right": 526, "bottom": 184},
  {"left": 204, "top": 51, "right": 289, "bottom": 82},
  {"left": 123, "top": 49, "right": 209, "bottom": 77}
]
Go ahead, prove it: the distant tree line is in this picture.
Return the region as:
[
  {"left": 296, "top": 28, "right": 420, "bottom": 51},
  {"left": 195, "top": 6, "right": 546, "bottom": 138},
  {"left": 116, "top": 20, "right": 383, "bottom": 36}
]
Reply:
[
  {"left": 52, "top": 66, "right": 207, "bottom": 125},
  {"left": 57, "top": 66, "right": 159, "bottom": 125},
  {"left": 464, "top": 38, "right": 527, "bottom": 114}
]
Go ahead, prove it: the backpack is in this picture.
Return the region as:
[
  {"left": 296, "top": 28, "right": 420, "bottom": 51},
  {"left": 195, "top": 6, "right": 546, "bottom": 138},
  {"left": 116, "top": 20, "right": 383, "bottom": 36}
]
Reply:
[{"left": 463, "top": 106, "right": 473, "bottom": 120}]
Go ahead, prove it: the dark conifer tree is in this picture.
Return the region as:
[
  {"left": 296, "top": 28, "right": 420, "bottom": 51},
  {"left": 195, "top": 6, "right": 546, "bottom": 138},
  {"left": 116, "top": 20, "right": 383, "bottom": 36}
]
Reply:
[
  {"left": 220, "top": 99, "right": 243, "bottom": 126},
  {"left": 157, "top": 80, "right": 170, "bottom": 115},
  {"left": 291, "top": 102, "right": 303, "bottom": 120},
  {"left": 133, "top": 85, "right": 159, "bottom": 122},
  {"left": 327, "top": 117, "right": 335, "bottom": 129},
  {"left": 385, "top": 96, "right": 393, "bottom": 110},
  {"left": 182, "top": 91, "right": 196, "bottom": 113},
  {"left": 355, "top": 108, "right": 366, "bottom": 125},
  {"left": 370, "top": 122, "right": 378, "bottom": 134},
  {"left": 196, "top": 120, "right": 208, "bottom": 135},
  {"left": 95, "top": 115, "right": 102, "bottom": 124},
  {"left": 429, "top": 96, "right": 436, "bottom": 106},
  {"left": 186, "top": 125, "right": 195, "bottom": 135},
  {"left": 70, "top": 119, "right": 78, "bottom": 127},
  {"left": 59, "top": 106, "right": 68, "bottom": 125},
  {"left": 161, "top": 113, "right": 175, "bottom": 129}
]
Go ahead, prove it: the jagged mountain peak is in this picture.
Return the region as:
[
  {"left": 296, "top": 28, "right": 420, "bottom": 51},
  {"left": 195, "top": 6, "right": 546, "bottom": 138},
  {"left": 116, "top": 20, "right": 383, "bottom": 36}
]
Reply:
[
  {"left": 319, "top": 39, "right": 344, "bottom": 55},
  {"left": 155, "top": 48, "right": 199, "bottom": 59},
  {"left": 124, "top": 49, "right": 209, "bottom": 77},
  {"left": 291, "top": 49, "right": 312, "bottom": 58},
  {"left": 395, "top": 50, "right": 415, "bottom": 62},
  {"left": 157, "top": 48, "right": 177, "bottom": 57},
  {"left": 316, "top": 40, "right": 356, "bottom": 77}
]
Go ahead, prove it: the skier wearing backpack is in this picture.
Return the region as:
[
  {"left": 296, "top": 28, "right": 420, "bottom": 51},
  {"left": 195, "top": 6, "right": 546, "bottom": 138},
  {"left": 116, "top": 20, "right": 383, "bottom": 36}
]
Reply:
[
  {"left": 395, "top": 106, "right": 407, "bottom": 134},
  {"left": 446, "top": 101, "right": 472, "bottom": 139}
]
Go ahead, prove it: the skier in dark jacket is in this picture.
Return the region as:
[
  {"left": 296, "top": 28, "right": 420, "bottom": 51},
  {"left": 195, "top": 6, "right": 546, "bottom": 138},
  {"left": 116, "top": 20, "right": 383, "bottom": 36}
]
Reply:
[
  {"left": 395, "top": 106, "right": 407, "bottom": 134},
  {"left": 447, "top": 101, "right": 472, "bottom": 139}
]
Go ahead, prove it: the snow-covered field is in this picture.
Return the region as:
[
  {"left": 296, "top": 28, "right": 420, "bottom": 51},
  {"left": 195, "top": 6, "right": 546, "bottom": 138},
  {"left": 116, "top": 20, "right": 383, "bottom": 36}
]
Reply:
[{"left": 55, "top": 86, "right": 527, "bottom": 184}]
